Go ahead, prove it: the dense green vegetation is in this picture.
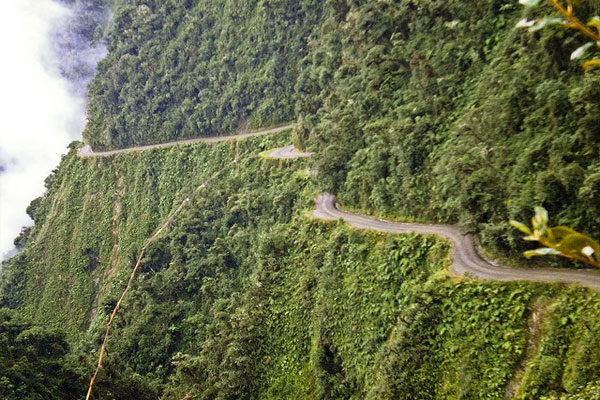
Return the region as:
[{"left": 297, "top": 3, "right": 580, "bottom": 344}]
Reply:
[
  {"left": 297, "top": 0, "right": 600, "bottom": 261},
  {"left": 83, "top": 0, "right": 323, "bottom": 150},
  {"left": 3, "top": 0, "right": 600, "bottom": 398},
  {"left": 3, "top": 133, "right": 600, "bottom": 398},
  {"left": 0, "top": 307, "right": 161, "bottom": 399},
  {"left": 0, "top": 309, "right": 82, "bottom": 399},
  {"left": 83, "top": 0, "right": 600, "bottom": 261}
]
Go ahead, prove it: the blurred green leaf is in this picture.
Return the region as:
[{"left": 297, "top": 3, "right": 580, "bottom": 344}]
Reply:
[
  {"left": 532, "top": 206, "right": 550, "bottom": 237},
  {"left": 510, "top": 220, "right": 533, "bottom": 235},
  {"left": 511, "top": 208, "right": 600, "bottom": 267},
  {"left": 587, "top": 16, "right": 600, "bottom": 28},
  {"left": 516, "top": 18, "right": 536, "bottom": 28},
  {"left": 583, "top": 59, "right": 600, "bottom": 69},
  {"left": 551, "top": 226, "right": 579, "bottom": 240},
  {"left": 534, "top": 206, "right": 548, "bottom": 226},
  {"left": 555, "top": 233, "right": 595, "bottom": 256},
  {"left": 519, "top": 0, "right": 542, "bottom": 7},
  {"left": 571, "top": 43, "right": 594, "bottom": 60},
  {"left": 528, "top": 17, "right": 566, "bottom": 32},
  {"left": 524, "top": 248, "right": 562, "bottom": 258}
]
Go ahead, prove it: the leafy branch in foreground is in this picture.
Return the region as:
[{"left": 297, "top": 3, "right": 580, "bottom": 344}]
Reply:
[
  {"left": 517, "top": 0, "right": 600, "bottom": 69},
  {"left": 511, "top": 207, "right": 600, "bottom": 268}
]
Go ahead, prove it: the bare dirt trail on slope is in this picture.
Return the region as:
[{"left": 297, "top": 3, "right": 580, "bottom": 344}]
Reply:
[
  {"left": 86, "top": 154, "right": 246, "bottom": 400},
  {"left": 79, "top": 124, "right": 296, "bottom": 157},
  {"left": 313, "top": 193, "right": 600, "bottom": 291}
]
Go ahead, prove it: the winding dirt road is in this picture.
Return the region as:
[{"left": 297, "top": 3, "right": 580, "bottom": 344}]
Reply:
[
  {"left": 79, "top": 125, "right": 600, "bottom": 291},
  {"left": 262, "top": 145, "right": 314, "bottom": 159},
  {"left": 79, "top": 124, "right": 295, "bottom": 157},
  {"left": 313, "top": 193, "right": 600, "bottom": 291}
]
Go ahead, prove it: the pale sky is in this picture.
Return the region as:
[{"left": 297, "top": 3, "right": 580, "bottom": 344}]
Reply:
[{"left": 0, "top": 0, "right": 86, "bottom": 259}]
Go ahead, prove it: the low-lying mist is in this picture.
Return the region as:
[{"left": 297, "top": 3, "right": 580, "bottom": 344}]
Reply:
[{"left": 0, "top": 0, "right": 108, "bottom": 261}]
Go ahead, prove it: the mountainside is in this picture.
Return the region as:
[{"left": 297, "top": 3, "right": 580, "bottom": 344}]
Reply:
[
  {"left": 297, "top": 0, "right": 600, "bottom": 259},
  {"left": 83, "top": 0, "right": 323, "bottom": 150},
  {"left": 5, "top": 133, "right": 600, "bottom": 399},
  {"left": 2, "top": 0, "right": 600, "bottom": 399}
]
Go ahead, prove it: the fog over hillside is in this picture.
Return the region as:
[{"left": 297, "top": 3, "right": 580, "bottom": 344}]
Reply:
[{"left": 0, "top": 0, "right": 107, "bottom": 260}]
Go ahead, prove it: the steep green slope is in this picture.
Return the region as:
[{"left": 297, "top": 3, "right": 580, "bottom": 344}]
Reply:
[
  {"left": 297, "top": 0, "right": 600, "bottom": 260},
  {"left": 1, "top": 133, "right": 296, "bottom": 339},
  {"left": 83, "top": 0, "right": 323, "bottom": 150},
  {"left": 3, "top": 0, "right": 600, "bottom": 398},
  {"left": 85, "top": 0, "right": 600, "bottom": 261},
  {"left": 3, "top": 133, "right": 600, "bottom": 399}
]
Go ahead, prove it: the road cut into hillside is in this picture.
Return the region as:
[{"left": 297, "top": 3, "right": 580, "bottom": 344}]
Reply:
[
  {"left": 79, "top": 124, "right": 296, "bottom": 157},
  {"left": 313, "top": 193, "right": 600, "bottom": 291}
]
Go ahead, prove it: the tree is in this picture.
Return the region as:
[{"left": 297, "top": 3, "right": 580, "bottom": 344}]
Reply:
[{"left": 0, "top": 309, "right": 85, "bottom": 399}]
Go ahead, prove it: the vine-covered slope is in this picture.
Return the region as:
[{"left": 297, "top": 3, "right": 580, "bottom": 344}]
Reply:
[
  {"left": 2, "top": 0, "right": 600, "bottom": 398},
  {"left": 3, "top": 133, "right": 600, "bottom": 399}
]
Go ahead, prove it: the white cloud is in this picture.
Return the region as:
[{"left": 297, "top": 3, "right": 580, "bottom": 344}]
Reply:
[{"left": 0, "top": 0, "right": 86, "bottom": 259}]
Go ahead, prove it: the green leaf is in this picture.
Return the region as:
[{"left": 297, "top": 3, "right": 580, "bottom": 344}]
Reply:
[
  {"left": 587, "top": 16, "right": 600, "bottom": 28},
  {"left": 555, "top": 233, "right": 594, "bottom": 256},
  {"left": 510, "top": 220, "right": 533, "bottom": 235},
  {"left": 583, "top": 59, "right": 600, "bottom": 70},
  {"left": 516, "top": 18, "right": 536, "bottom": 28},
  {"left": 519, "top": 0, "right": 542, "bottom": 7},
  {"left": 529, "top": 17, "right": 566, "bottom": 32},
  {"left": 571, "top": 43, "right": 594, "bottom": 60},
  {"left": 524, "top": 248, "right": 561, "bottom": 259},
  {"left": 532, "top": 207, "right": 549, "bottom": 231},
  {"left": 534, "top": 207, "right": 548, "bottom": 223},
  {"left": 550, "top": 226, "right": 579, "bottom": 241}
]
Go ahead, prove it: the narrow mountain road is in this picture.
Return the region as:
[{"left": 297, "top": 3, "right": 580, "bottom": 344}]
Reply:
[
  {"left": 262, "top": 145, "right": 314, "bottom": 159},
  {"left": 313, "top": 193, "right": 600, "bottom": 291},
  {"left": 79, "top": 124, "right": 600, "bottom": 291},
  {"left": 79, "top": 124, "right": 296, "bottom": 157}
]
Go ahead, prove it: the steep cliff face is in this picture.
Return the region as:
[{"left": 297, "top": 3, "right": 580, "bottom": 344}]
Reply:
[{"left": 2, "top": 0, "right": 600, "bottom": 399}]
